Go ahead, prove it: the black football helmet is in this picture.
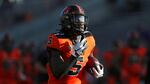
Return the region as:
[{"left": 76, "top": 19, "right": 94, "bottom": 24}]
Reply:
[{"left": 60, "top": 4, "right": 88, "bottom": 36}]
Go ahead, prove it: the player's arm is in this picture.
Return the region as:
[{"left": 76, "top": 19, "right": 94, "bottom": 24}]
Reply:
[
  {"left": 85, "top": 53, "right": 104, "bottom": 78},
  {"left": 47, "top": 48, "right": 78, "bottom": 79},
  {"left": 47, "top": 36, "right": 87, "bottom": 79}
]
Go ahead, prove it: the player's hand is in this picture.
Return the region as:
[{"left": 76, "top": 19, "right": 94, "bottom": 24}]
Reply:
[
  {"left": 72, "top": 38, "right": 87, "bottom": 57},
  {"left": 92, "top": 62, "right": 104, "bottom": 78}
]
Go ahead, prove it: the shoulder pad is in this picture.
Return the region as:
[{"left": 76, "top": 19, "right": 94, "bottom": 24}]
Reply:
[
  {"left": 83, "top": 31, "right": 95, "bottom": 48},
  {"left": 54, "top": 32, "right": 67, "bottom": 38}
]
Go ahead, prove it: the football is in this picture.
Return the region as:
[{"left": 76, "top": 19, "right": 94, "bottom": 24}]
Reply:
[{"left": 85, "top": 56, "right": 104, "bottom": 78}]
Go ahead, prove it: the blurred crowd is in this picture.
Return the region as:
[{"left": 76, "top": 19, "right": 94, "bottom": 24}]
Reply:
[
  {"left": 0, "top": 0, "right": 143, "bottom": 30},
  {"left": 102, "top": 28, "right": 150, "bottom": 84},
  {"left": 0, "top": 33, "right": 48, "bottom": 84},
  {"left": 0, "top": 0, "right": 67, "bottom": 29}
]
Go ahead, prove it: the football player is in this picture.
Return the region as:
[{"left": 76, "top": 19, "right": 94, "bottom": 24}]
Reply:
[{"left": 46, "top": 4, "right": 104, "bottom": 84}]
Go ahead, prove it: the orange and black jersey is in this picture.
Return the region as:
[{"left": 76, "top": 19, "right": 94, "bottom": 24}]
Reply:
[{"left": 46, "top": 31, "right": 95, "bottom": 84}]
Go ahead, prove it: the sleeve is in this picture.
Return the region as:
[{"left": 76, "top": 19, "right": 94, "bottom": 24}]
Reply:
[
  {"left": 46, "top": 34, "right": 78, "bottom": 79},
  {"left": 47, "top": 34, "right": 60, "bottom": 50},
  {"left": 84, "top": 34, "right": 104, "bottom": 78}
]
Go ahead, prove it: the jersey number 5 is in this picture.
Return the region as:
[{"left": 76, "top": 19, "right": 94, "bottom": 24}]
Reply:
[{"left": 68, "top": 56, "right": 84, "bottom": 76}]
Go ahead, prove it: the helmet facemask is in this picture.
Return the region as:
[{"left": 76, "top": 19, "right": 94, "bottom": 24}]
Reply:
[
  {"left": 72, "top": 15, "right": 86, "bottom": 32},
  {"left": 61, "top": 14, "right": 87, "bottom": 36}
]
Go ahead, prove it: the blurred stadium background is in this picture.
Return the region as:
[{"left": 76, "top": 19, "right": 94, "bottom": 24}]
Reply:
[{"left": 0, "top": 0, "right": 150, "bottom": 84}]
